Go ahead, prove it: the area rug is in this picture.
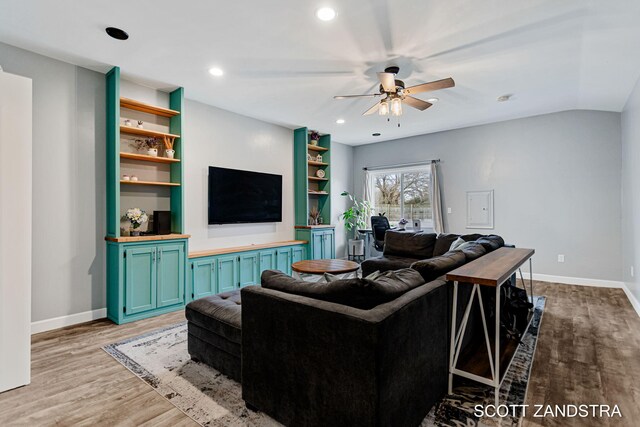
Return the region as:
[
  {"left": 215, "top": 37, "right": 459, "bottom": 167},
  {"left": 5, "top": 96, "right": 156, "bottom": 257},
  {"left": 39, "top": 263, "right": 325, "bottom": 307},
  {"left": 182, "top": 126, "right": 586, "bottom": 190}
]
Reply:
[{"left": 103, "top": 296, "right": 545, "bottom": 427}]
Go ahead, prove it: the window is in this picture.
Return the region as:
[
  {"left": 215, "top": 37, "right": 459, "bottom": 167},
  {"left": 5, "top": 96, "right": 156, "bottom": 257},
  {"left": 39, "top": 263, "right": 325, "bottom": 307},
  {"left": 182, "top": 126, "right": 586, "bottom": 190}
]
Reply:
[{"left": 369, "top": 167, "right": 432, "bottom": 227}]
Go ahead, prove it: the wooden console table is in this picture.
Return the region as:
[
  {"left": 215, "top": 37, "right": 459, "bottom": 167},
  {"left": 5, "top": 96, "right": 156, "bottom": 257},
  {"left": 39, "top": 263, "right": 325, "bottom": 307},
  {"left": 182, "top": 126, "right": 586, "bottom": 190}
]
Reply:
[{"left": 446, "top": 247, "right": 535, "bottom": 405}]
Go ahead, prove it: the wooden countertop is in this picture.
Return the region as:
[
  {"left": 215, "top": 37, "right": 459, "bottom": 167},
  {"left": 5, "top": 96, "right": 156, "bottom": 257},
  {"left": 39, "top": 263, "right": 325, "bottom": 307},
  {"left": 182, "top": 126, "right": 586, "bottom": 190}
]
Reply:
[
  {"left": 294, "top": 225, "right": 335, "bottom": 229},
  {"left": 446, "top": 247, "right": 535, "bottom": 287},
  {"left": 105, "top": 233, "right": 191, "bottom": 243},
  {"left": 189, "top": 240, "right": 307, "bottom": 258}
]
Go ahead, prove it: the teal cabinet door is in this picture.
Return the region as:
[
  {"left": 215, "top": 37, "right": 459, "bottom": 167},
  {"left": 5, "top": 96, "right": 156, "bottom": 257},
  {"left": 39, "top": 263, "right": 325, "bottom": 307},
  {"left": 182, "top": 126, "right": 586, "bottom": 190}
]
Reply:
[
  {"left": 323, "top": 231, "right": 335, "bottom": 259},
  {"left": 311, "top": 232, "right": 324, "bottom": 260},
  {"left": 125, "top": 246, "right": 157, "bottom": 315},
  {"left": 239, "top": 252, "right": 259, "bottom": 287},
  {"left": 292, "top": 246, "right": 306, "bottom": 264},
  {"left": 156, "top": 243, "right": 184, "bottom": 308},
  {"left": 218, "top": 255, "right": 238, "bottom": 292},
  {"left": 192, "top": 258, "right": 216, "bottom": 299},
  {"left": 259, "top": 250, "right": 276, "bottom": 276},
  {"left": 276, "top": 248, "right": 292, "bottom": 274}
]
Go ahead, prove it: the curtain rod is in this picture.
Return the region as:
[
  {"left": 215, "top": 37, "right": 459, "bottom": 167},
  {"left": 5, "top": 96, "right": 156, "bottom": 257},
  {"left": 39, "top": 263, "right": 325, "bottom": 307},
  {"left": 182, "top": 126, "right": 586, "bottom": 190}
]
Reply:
[{"left": 362, "top": 159, "right": 440, "bottom": 171}]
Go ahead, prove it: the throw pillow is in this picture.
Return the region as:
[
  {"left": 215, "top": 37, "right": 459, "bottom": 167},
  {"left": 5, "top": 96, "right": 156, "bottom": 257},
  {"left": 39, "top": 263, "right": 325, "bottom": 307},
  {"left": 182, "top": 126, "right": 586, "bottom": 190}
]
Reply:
[{"left": 449, "top": 237, "right": 466, "bottom": 251}]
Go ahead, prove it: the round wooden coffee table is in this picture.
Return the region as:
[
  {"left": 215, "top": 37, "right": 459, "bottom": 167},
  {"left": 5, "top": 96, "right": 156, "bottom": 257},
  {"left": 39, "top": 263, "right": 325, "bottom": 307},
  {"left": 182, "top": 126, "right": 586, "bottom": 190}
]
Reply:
[{"left": 291, "top": 259, "right": 360, "bottom": 278}]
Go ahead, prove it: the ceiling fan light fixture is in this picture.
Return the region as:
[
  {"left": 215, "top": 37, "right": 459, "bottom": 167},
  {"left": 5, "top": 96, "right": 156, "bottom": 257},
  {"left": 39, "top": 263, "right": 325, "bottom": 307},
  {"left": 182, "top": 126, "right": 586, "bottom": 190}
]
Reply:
[
  {"left": 390, "top": 97, "right": 403, "bottom": 116},
  {"left": 427, "top": 98, "right": 439, "bottom": 103},
  {"left": 316, "top": 7, "right": 337, "bottom": 21},
  {"left": 378, "top": 99, "right": 389, "bottom": 116}
]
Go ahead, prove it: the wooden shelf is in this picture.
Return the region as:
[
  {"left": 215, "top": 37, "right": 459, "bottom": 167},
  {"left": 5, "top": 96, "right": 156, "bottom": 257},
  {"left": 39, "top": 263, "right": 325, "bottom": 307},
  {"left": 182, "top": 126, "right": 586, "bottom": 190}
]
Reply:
[
  {"left": 294, "top": 225, "right": 335, "bottom": 229},
  {"left": 308, "top": 160, "right": 329, "bottom": 167},
  {"left": 120, "top": 180, "right": 180, "bottom": 187},
  {"left": 120, "top": 97, "right": 180, "bottom": 117},
  {"left": 308, "top": 176, "right": 328, "bottom": 181},
  {"left": 189, "top": 240, "right": 308, "bottom": 258},
  {"left": 120, "top": 125, "right": 180, "bottom": 139},
  {"left": 120, "top": 152, "right": 180, "bottom": 163},
  {"left": 308, "top": 191, "right": 329, "bottom": 196},
  {"left": 106, "top": 233, "right": 190, "bottom": 243},
  {"left": 307, "top": 144, "right": 329, "bottom": 152}
]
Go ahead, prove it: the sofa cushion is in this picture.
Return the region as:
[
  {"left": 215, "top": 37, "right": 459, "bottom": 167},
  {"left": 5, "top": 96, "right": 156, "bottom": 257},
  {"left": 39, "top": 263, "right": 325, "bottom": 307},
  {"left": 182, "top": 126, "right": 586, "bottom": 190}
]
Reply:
[
  {"left": 185, "top": 290, "right": 242, "bottom": 344},
  {"left": 261, "top": 269, "right": 424, "bottom": 310},
  {"left": 459, "top": 242, "right": 487, "bottom": 261},
  {"left": 475, "top": 235, "right": 505, "bottom": 252},
  {"left": 383, "top": 231, "right": 437, "bottom": 259},
  {"left": 361, "top": 255, "right": 416, "bottom": 277},
  {"left": 462, "top": 233, "right": 484, "bottom": 242},
  {"left": 411, "top": 251, "right": 467, "bottom": 282},
  {"left": 449, "top": 237, "right": 467, "bottom": 251},
  {"left": 433, "top": 233, "right": 461, "bottom": 257}
]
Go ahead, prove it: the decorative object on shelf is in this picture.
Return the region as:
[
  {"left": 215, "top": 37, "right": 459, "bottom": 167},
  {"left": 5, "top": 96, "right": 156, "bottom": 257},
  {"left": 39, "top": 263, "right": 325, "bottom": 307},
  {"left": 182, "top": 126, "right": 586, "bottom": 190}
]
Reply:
[
  {"left": 124, "top": 207, "right": 148, "bottom": 237},
  {"left": 307, "top": 153, "right": 312, "bottom": 161},
  {"left": 315, "top": 154, "right": 323, "bottom": 162},
  {"left": 122, "top": 174, "right": 130, "bottom": 181},
  {"left": 413, "top": 219, "right": 422, "bottom": 231},
  {"left": 309, "top": 131, "right": 320, "bottom": 146},
  {"left": 398, "top": 218, "right": 408, "bottom": 230},
  {"left": 137, "top": 120, "right": 144, "bottom": 129},
  {"left": 124, "top": 119, "right": 131, "bottom": 127},
  {"left": 162, "top": 135, "right": 176, "bottom": 158},
  {"left": 132, "top": 137, "right": 160, "bottom": 157},
  {"left": 318, "top": 217, "right": 323, "bottom": 225},
  {"left": 316, "top": 169, "right": 326, "bottom": 178},
  {"left": 130, "top": 175, "right": 138, "bottom": 182},
  {"left": 309, "top": 206, "right": 320, "bottom": 226}
]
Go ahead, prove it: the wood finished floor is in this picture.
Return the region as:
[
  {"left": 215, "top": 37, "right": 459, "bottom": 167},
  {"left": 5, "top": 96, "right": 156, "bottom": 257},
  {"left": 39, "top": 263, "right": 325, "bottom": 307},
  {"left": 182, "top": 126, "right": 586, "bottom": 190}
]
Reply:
[{"left": 0, "top": 282, "right": 638, "bottom": 426}]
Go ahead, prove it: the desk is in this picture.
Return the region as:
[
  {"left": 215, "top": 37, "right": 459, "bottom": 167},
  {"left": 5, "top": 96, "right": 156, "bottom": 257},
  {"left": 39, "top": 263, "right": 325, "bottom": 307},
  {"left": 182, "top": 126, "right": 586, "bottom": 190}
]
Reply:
[{"left": 445, "top": 247, "right": 535, "bottom": 405}]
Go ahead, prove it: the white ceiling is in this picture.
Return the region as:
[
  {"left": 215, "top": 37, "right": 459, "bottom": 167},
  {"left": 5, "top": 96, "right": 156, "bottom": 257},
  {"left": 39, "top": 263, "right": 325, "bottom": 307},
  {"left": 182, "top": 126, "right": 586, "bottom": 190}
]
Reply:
[{"left": 1, "top": 0, "right": 640, "bottom": 145}]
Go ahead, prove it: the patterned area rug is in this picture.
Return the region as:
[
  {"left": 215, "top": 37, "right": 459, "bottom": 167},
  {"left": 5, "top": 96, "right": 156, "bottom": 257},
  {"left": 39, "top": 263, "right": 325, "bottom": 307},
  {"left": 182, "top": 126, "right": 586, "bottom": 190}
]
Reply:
[{"left": 103, "top": 297, "right": 545, "bottom": 427}]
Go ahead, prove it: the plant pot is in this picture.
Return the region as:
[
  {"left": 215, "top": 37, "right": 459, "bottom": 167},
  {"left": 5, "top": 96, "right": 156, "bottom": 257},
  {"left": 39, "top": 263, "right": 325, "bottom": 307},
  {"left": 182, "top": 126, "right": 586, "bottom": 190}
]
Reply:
[
  {"left": 310, "top": 139, "right": 319, "bottom": 146},
  {"left": 147, "top": 148, "right": 158, "bottom": 157},
  {"left": 348, "top": 239, "right": 365, "bottom": 256},
  {"left": 131, "top": 229, "right": 140, "bottom": 237},
  {"left": 165, "top": 149, "right": 175, "bottom": 159}
]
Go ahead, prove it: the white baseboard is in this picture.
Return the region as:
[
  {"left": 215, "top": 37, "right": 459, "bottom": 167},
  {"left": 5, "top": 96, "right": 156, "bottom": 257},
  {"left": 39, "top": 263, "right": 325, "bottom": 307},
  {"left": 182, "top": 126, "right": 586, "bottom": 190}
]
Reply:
[
  {"left": 520, "top": 272, "right": 624, "bottom": 288},
  {"left": 623, "top": 284, "right": 640, "bottom": 317},
  {"left": 31, "top": 308, "right": 107, "bottom": 335}
]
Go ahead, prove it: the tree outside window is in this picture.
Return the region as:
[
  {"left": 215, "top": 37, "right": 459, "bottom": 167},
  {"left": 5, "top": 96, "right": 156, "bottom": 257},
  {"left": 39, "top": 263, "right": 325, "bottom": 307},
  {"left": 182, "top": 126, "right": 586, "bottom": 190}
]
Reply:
[{"left": 370, "top": 168, "right": 432, "bottom": 227}]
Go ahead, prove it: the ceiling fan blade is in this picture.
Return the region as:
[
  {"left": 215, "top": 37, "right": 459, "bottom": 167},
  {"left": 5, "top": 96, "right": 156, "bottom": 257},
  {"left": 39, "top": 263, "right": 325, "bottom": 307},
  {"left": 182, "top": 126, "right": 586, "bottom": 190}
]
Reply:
[
  {"left": 334, "top": 94, "right": 380, "bottom": 99},
  {"left": 403, "top": 96, "right": 433, "bottom": 111},
  {"left": 377, "top": 72, "right": 396, "bottom": 93},
  {"left": 363, "top": 102, "right": 380, "bottom": 116},
  {"left": 404, "top": 78, "right": 455, "bottom": 95}
]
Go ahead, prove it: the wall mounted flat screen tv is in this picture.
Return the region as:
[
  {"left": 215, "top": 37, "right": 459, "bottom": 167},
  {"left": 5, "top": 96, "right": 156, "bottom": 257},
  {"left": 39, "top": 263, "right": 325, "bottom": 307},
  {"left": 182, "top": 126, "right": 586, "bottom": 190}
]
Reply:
[{"left": 208, "top": 166, "right": 282, "bottom": 224}]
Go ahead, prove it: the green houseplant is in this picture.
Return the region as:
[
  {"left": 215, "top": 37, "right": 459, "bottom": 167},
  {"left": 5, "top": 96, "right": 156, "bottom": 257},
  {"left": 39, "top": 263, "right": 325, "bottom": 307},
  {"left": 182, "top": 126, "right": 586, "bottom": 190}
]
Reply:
[{"left": 341, "top": 191, "right": 371, "bottom": 258}]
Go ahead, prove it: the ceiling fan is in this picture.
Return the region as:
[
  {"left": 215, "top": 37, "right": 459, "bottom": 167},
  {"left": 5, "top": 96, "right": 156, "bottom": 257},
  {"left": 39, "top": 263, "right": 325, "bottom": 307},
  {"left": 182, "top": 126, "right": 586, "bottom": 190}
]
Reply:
[{"left": 334, "top": 66, "right": 455, "bottom": 116}]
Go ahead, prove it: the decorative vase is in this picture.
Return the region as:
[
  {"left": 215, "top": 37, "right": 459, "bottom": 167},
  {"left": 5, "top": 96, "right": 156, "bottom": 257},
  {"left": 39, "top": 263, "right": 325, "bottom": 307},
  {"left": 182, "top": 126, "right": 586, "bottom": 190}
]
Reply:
[
  {"left": 348, "top": 239, "right": 365, "bottom": 257},
  {"left": 147, "top": 148, "right": 158, "bottom": 157},
  {"left": 165, "top": 149, "right": 175, "bottom": 159},
  {"left": 131, "top": 228, "right": 140, "bottom": 237},
  {"left": 310, "top": 139, "right": 319, "bottom": 146}
]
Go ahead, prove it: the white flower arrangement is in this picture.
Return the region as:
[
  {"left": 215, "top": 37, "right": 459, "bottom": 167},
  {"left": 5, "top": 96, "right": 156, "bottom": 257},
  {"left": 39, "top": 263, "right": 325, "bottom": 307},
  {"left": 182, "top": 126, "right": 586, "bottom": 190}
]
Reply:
[{"left": 126, "top": 207, "right": 148, "bottom": 229}]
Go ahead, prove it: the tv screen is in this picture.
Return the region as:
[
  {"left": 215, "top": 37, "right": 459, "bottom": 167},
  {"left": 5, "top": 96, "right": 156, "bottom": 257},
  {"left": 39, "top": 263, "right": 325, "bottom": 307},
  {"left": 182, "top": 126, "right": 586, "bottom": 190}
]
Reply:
[{"left": 208, "top": 166, "right": 282, "bottom": 224}]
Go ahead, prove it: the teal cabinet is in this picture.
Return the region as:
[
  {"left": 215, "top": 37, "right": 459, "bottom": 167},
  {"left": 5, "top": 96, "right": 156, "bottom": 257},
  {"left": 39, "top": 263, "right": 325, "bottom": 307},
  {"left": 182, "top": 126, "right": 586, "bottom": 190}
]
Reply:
[
  {"left": 296, "top": 227, "right": 335, "bottom": 260},
  {"left": 321, "top": 230, "right": 335, "bottom": 259},
  {"left": 276, "top": 248, "right": 292, "bottom": 274},
  {"left": 108, "top": 239, "right": 187, "bottom": 324},
  {"left": 191, "top": 258, "right": 216, "bottom": 299},
  {"left": 311, "top": 232, "right": 324, "bottom": 260},
  {"left": 125, "top": 246, "right": 157, "bottom": 315},
  {"left": 239, "top": 253, "right": 259, "bottom": 287},
  {"left": 292, "top": 246, "right": 306, "bottom": 264},
  {"left": 259, "top": 250, "right": 276, "bottom": 274},
  {"left": 218, "top": 255, "right": 238, "bottom": 293}
]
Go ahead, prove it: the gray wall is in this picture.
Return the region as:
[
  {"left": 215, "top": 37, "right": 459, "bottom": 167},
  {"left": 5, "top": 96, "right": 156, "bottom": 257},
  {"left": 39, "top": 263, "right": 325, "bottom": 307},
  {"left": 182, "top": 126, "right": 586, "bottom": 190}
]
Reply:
[
  {"left": 622, "top": 76, "right": 640, "bottom": 302},
  {"left": 0, "top": 42, "right": 106, "bottom": 322},
  {"left": 354, "top": 110, "right": 622, "bottom": 281},
  {"left": 330, "top": 141, "right": 355, "bottom": 258}
]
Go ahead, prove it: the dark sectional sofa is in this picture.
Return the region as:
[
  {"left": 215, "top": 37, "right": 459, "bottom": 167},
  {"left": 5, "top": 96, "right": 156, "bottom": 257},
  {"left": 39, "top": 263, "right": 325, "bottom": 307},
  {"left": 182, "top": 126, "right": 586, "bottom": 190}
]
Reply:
[{"left": 186, "top": 230, "right": 508, "bottom": 427}]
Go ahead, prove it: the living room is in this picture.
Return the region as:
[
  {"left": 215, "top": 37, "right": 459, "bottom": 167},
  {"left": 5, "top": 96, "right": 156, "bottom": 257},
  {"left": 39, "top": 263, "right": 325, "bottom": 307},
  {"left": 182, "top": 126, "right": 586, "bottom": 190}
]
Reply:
[{"left": 0, "top": 1, "right": 639, "bottom": 426}]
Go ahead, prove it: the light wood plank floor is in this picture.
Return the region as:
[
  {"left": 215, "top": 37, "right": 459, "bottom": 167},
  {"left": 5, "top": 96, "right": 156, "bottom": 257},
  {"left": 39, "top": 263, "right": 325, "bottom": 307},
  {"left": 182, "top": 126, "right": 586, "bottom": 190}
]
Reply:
[{"left": 0, "top": 282, "right": 638, "bottom": 426}]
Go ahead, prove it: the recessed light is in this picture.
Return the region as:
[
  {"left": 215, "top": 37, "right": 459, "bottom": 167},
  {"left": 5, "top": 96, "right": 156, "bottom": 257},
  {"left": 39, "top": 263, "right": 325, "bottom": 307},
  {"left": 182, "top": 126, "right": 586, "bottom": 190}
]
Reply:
[
  {"left": 105, "top": 27, "right": 129, "bottom": 40},
  {"left": 316, "top": 7, "right": 337, "bottom": 21},
  {"left": 497, "top": 94, "right": 512, "bottom": 102},
  {"left": 208, "top": 67, "right": 224, "bottom": 77},
  {"left": 336, "top": 119, "right": 345, "bottom": 124},
  {"left": 427, "top": 98, "right": 439, "bottom": 103},
  {"left": 372, "top": 133, "right": 381, "bottom": 137}
]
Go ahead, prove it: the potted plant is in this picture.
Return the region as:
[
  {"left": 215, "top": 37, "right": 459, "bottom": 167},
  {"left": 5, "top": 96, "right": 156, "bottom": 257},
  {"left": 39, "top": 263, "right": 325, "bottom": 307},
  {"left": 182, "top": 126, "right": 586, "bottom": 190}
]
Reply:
[
  {"left": 124, "top": 207, "right": 148, "bottom": 236},
  {"left": 309, "top": 131, "right": 320, "bottom": 146},
  {"left": 340, "top": 191, "right": 371, "bottom": 258},
  {"left": 132, "top": 137, "right": 160, "bottom": 157},
  {"left": 162, "top": 135, "right": 176, "bottom": 159}
]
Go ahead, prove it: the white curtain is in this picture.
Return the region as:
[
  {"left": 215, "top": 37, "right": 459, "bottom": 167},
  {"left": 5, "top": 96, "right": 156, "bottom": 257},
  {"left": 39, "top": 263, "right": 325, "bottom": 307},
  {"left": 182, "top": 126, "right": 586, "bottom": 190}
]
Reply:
[
  {"left": 363, "top": 170, "right": 374, "bottom": 228},
  {"left": 430, "top": 161, "right": 445, "bottom": 234}
]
